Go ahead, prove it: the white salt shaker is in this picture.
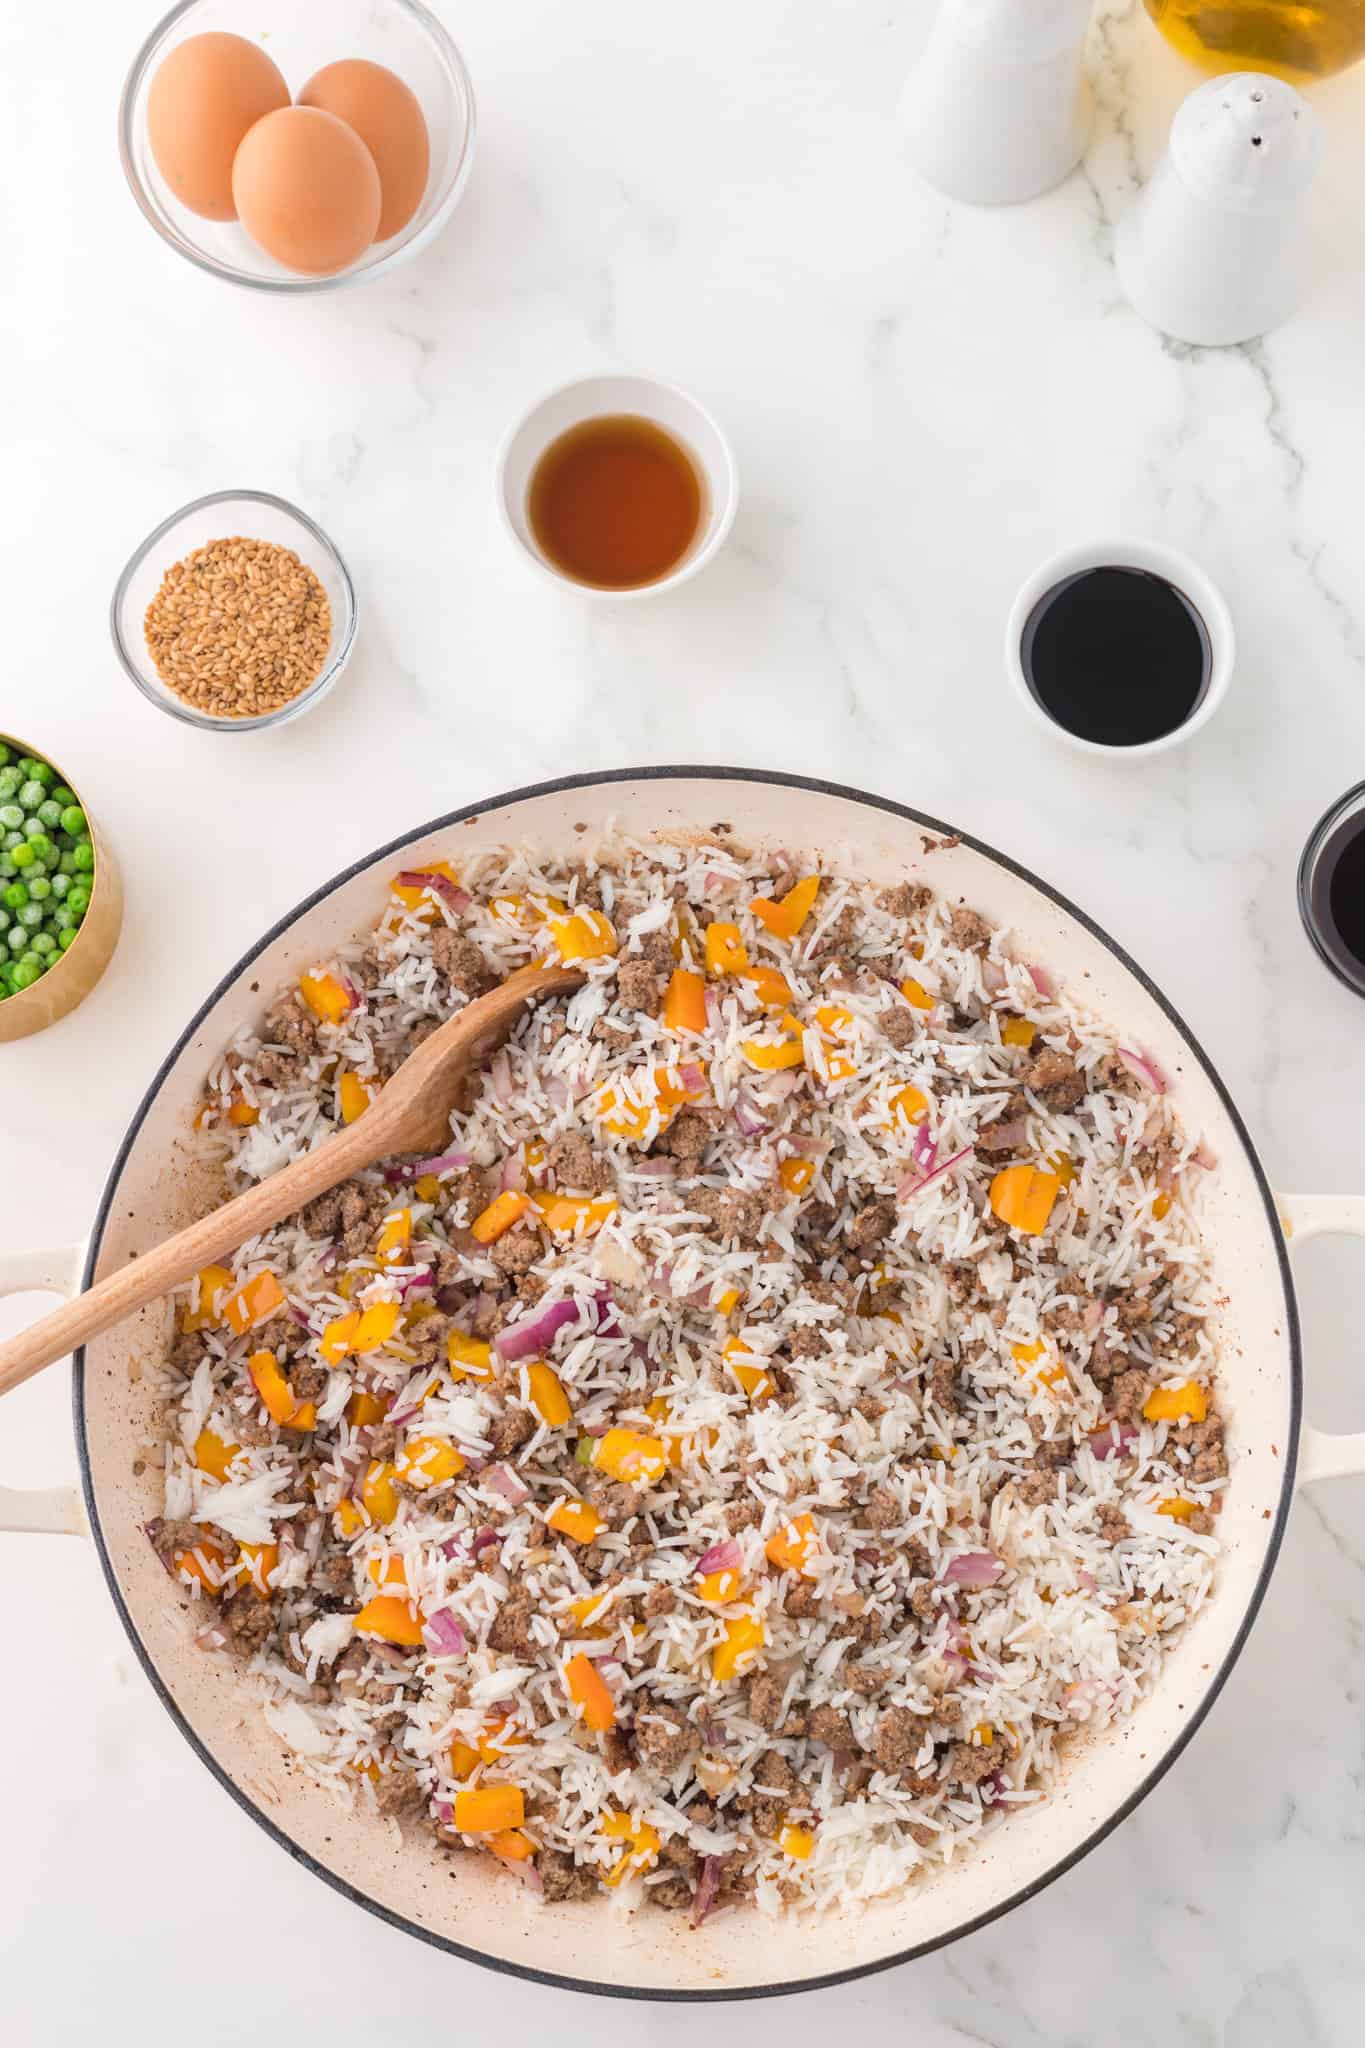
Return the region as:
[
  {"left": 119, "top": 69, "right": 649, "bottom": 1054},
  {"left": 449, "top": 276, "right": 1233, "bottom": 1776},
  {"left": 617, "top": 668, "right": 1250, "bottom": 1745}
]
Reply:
[
  {"left": 902, "top": 0, "right": 1093, "bottom": 207},
  {"left": 1116, "top": 74, "right": 1321, "bottom": 347}
]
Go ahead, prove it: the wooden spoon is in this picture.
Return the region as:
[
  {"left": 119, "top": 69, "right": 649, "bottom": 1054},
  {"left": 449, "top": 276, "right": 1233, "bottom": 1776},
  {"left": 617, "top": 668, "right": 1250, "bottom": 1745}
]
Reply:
[{"left": 0, "top": 962, "right": 583, "bottom": 1400}]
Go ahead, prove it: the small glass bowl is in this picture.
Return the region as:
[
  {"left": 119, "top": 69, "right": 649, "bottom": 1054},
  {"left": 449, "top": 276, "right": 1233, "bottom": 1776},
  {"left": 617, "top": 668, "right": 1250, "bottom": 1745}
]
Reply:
[
  {"left": 119, "top": 0, "right": 476, "bottom": 293},
  {"left": 110, "top": 490, "right": 359, "bottom": 733}
]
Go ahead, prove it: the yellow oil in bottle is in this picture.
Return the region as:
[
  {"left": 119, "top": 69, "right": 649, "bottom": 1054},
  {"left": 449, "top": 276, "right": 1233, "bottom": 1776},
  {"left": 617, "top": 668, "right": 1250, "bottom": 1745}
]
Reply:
[{"left": 1143, "top": 0, "right": 1365, "bottom": 81}]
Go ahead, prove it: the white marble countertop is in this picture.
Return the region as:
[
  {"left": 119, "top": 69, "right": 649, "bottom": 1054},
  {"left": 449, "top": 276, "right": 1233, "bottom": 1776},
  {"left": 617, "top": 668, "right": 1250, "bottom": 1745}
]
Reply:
[{"left": 4, "top": 1, "right": 1365, "bottom": 2040}]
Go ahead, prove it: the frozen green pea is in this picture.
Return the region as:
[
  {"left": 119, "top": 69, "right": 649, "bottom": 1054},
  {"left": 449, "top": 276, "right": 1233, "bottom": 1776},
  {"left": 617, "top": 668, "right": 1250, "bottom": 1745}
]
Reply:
[
  {"left": 18, "top": 902, "right": 43, "bottom": 930},
  {"left": 30, "top": 931, "right": 56, "bottom": 957},
  {"left": 72, "top": 842, "right": 95, "bottom": 873},
  {"left": 66, "top": 884, "right": 90, "bottom": 916},
  {"left": 0, "top": 804, "right": 21, "bottom": 831},
  {"left": 58, "top": 925, "right": 79, "bottom": 951},
  {"left": 27, "top": 875, "right": 51, "bottom": 901},
  {"left": 17, "top": 779, "right": 44, "bottom": 810},
  {"left": 50, "top": 871, "right": 70, "bottom": 898},
  {"left": 2, "top": 881, "right": 26, "bottom": 910},
  {"left": 10, "top": 961, "right": 39, "bottom": 991},
  {"left": 27, "top": 761, "right": 53, "bottom": 787},
  {"left": 10, "top": 842, "right": 34, "bottom": 870},
  {"left": 37, "top": 798, "right": 62, "bottom": 828},
  {"left": 60, "top": 805, "right": 86, "bottom": 835}
]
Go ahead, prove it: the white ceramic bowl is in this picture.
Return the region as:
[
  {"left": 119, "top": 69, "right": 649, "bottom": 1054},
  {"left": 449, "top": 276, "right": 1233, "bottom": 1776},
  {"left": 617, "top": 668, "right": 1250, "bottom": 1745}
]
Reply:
[
  {"left": 496, "top": 374, "right": 739, "bottom": 598},
  {"left": 1004, "top": 538, "right": 1235, "bottom": 760}
]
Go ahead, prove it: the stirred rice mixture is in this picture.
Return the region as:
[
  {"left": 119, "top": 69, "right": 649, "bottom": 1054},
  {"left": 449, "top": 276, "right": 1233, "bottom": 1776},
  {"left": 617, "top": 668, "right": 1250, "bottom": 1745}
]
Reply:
[{"left": 149, "top": 831, "right": 1225, "bottom": 1918}]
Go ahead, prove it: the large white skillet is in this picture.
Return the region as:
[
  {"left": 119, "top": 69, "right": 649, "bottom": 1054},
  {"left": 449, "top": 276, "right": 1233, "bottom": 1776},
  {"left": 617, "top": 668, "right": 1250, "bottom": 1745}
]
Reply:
[{"left": 2, "top": 767, "right": 1362, "bottom": 2000}]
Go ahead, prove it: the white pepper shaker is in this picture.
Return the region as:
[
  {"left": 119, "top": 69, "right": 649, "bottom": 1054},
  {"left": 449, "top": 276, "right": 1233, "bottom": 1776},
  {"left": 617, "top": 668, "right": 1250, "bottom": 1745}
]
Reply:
[
  {"left": 1116, "top": 73, "right": 1321, "bottom": 347},
  {"left": 902, "top": 0, "right": 1093, "bottom": 207}
]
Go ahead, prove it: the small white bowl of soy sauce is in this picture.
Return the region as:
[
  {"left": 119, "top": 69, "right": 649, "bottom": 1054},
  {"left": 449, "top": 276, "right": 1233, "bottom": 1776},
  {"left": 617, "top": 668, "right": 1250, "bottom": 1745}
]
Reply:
[
  {"left": 1299, "top": 784, "right": 1365, "bottom": 1000},
  {"left": 1005, "top": 539, "right": 1235, "bottom": 758}
]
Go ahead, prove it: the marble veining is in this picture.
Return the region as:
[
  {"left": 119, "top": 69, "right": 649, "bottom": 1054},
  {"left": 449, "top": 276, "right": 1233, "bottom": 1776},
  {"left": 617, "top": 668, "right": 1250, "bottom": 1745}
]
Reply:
[{"left": 2, "top": 1, "right": 1364, "bottom": 2040}]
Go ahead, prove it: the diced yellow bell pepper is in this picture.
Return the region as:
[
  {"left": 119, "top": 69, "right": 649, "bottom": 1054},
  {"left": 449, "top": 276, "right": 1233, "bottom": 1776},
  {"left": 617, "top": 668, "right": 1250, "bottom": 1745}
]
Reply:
[
  {"left": 527, "top": 1361, "right": 572, "bottom": 1428},
  {"left": 824, "top": 1054, "right": 857, "bottom": 1083},
  {"left": 601, "top": 1813, "right": 661, "bottom": 1887},
  {"left": 390, "top": 859, "right": 461, "bottom": 915},
  {"left": 299, "top": 970, "right": 352, "bottom": 1026},
  {"left": 593, "top": 1429, "right": 667, "bottom": 1485},
  {"left": 565, "top": 1652, "right": 616, "bottom": 1731},
  {"left": 362, "top": 1460, "right": 401, "bottom": 1526},
  {"left": 751, "top": 875, "right": 820, "bottom": 939},
  {"left": 741, "top": 1012, "right": 805, "bottom": 1072},
  {"left": 547, "top": 1498, "right": 603, "bottom": 1544},
  {"left": 454, "top": 1786, "right": 526, "bottom": 1834},
  {"left": 375, "top": 1207, "right": 412, "bottom": 1265},
  {"left": 347, "top": 1389, "right": 388, "bottom": 1427},
  {"left": 705, "top": 921, "right": 749, "bottom": 975},
  {"left": 551, "top": 908, "right": 618, "bottom": 962},
  {"left": 414, "top": 1172, "right": 441, "bottom": 1202},
  {"left": 530, "top": 1191, "right": 617, "bottom": 1237},
  {"left": 182, "top": 1262, "right": 235, "bottom": 1333},
  {"left": 1143, "top": 1381, "right": 1208, "bottom": 1424},
  {"left": 222, "top": 1269, "right": 285, "bottom": 1335},
  {"left": 695, "top": 1568, "right": 744, "bottom": 1604},
  {"left": 664, "top": 968, "right": 708, "bottom": 1033},
  {"left": 779, "top": 1824, "right": 815, "bottom": 1861},
  {"left": 778, "top": 1156, "right": 814, "bottom": 1195},
  {"left": 971, "top": 1723, "right": 996, "bottom": 1747},
  {"left": 238, "top": 1541, "right": 278, "bottom": 1596},
  {"left": 338, "top": 1071, "right": 375, "bottom": 1124},
  {"left": 448, "top": 1330, "right": 494, "bottom": 1380},
  {"left": 741, "top": 965, "right": 794, "bottom": 1009},
  {"left": 396, "top": 1436, "right": 466, "bottom": 1489},
  {"left": 712, "top": 1613, "right": 765, "bottom": 1681},
  {"left": 335, "top": 1497, "right": 367, "bottom": 1537},
  {"left": 193, "top": 1428, "right": 239, "bottom": 1481},
  {"left": 1001, "top": 1017, "right": 1036, "bottom": 1047},
  {"left": 248, "top": 1350, "right": 316, "bottom": 1431},
  {"left": 322, "top": 1299, "right": 402, "bottom": 1364},
  {"left": 901, "top": 978, "right": 935, "bottom": 1011},
  {"left": 1151, "top": 1189, "right": 1173, "bottom": 1221},
  {"left": 713, "top": 1286, "right": 742, "bottom": 1316},
  {"left": 471, "top": 1190, "right": 531, "bottom": 1243},
  {"left": 355, "top": 1594, "right": 424, "bottom": 1647},
  {"left": 1012, "top": 1339, "right": 1068, "bottom": 1393},
  {"left": 889, "top": 1084, "right": 928, "bottom": 1126},
  {"left": 1157, "top": 1496, "right": 1197, "bottom": 1521},
  {"left": 764, "top": 1512, "right": 818, "bottom": 1576},
  {"left": 227, "top": 1096, "right": 259, "bottom": 1127},
  {"left": 724, "top": 1337, "right": 775, "bottom": 1405},
  {"left": 989, "top": 1164, "right": 1062, "bottom": 1236}
]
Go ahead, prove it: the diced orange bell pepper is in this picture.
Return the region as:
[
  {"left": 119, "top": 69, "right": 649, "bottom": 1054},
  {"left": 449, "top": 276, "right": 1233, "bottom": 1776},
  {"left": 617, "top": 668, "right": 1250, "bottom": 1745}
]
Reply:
[
  {"left": 1157, "top": 1496, "right": 1197, "bottom": 1521},
  {"left": 989, "top": 1164, "right": 1062, "bottom": 1236},
  {"left": 713, "top": 1286, "right": 742, "bottom": 1315},
  {"left": 741, "top": 1012, "right": 805, "bottom": 1072},
  {"left": 1151, "top": 1189, "right": 1173, "bottom": 1221},
  {"left": 765, "top": 1512, "right": 818, "bottom": 1576},
  {"left": 489, "top": 1829, "right": 536, "bottom": 1864},
  {"left": 414, "top": 1173, "right": 441, "bottom": 1202},
  {"left": 335, "top": 1497, "right": 367, "bottom": 1537},
  {"left": 601, "top": 1812, "right": 661, "bottom": 1886},
  {"left": 724, "top": 1337, "right": 774, "bottom": 1405},
  {"left": 901, "top": 978, "right": 935, "bottom": 1011},
  {"left": 592, "top": 1429, "right": 667, "bottom": 1485},
  {"left": 778, "top": 1157, "right": 814, "bottom": 1195},
  {"left": 471, "top": 1190, "right": 531, "bottom": 1244},
  {"left": 374, "top": 1207, "right": 412, "bottom": 1265},
  {"left": 814, "top": 1004, "right": 854, "bottom": 1039},
  {"left": 741, "top": 965, "right": 793, "bottom": 1009},
  {"left": 248, "top": 1350, "right": 316, "bottom": 1431},
  {"left": 222, "top": 1269, "right": 285, "bottom": 1335},
  {"left": 355, "top": 1594, "right": 424, "bottom": 1647},
  {"left": 454, "top": 1786, "right": 525, "bottom": 1834},
  {"left": 299, "top": 970, "right": 352, "bottom": 1026},
  {"left": 478, "top": 1716, "right": 526, "bottom": 1764},
  {"left": 363, "top": 1459, "right": 401, "bottom": 1526},
  {"left": 547, "top": 1498, "right": 603, "bottom": 1544},
  {"left": 664, "top": 968, "right": 708, "bottom": 1034},
  {"left": 526, "top": 1362, "right": 572, "bottom": 1428},
  {"left": 751, "top": 875, "right": 820, "bottom": 939},
  {"left": 705, "top": 921, "right": 749, "bottom": 975},
  {"left": 347, "top": 1389, "right": 388, "bottom": 1427},
  {"left": 322, "top": 1311, "right": 359, "bottom": 1364},
  {"left": 193, "top": 1428, "right": 239, "bottom": 1482},
  {"left": 564, "top": 1652, "right": 616, "bottom": 1732},
  {"left": 449, "top": 1739, "right": 482, "bottom": 1780},
  {"left": 390, "top": 859, "right": 461, "bottom": 915},
  {"left": 238, "top": 1542, "right": 278, "bottom": 1595},
  {"left": 550, "top": 909, "right": 618, "bottom": 962},
  {"left": 396, "top": 1436, "right": 465, "bottom": 1489},
  {"left": 323, "top": 1300, "right": 401, "bottom": 1363},
  {"left": 779, "top": 1824, "right": 815, "bottom": 1861},
  {"left": 889, "top": 1084, "right": 928, "bottom": 1126},
  {"left": 695, "top": 1568, "right": 744, "bottom": 1604},
  {"left": 337, "top": 1071, "right": 375, "bottom": 1126},
  {"left": 173, "top": 1539, "right": 228, "bottom": 1591},
  {"left": 182, "top": 1262, "right": 235, "bottom": 1333},
  {"left": 227, "top": 1096, "right": 259, "bottom": 1127},
  {"left": 712, "top": 1613, "right": 765, "bottom": 1681},
  {"left": 448, "top": 1331, "right": 494, "bottom": 1380},
  {"left": 530, "top": 1191, "right": 617, "bottom": 1238},
  {"left": 1012, "top": 1339, "right": 1068, "bottom": 1393},
  {"left": 1001, "top": 1017, "right": 1036, "bottom": 1048},
  {"left": 367, "top": 1554, "right": 408, "bottom": 1590},
  {"left": 1143, "top": 1381, "right": 1209, "bottom": 1424}
]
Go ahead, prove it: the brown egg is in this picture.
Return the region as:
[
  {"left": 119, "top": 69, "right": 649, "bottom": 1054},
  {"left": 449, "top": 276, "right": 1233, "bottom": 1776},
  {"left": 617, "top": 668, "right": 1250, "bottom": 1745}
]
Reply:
[
  {"left": 146, "top": 32, "right": 290, "bottom": 221},
  {"left": 298, "top": 59, "right": 431, "bottom": 242},
  {"left": 231, "top": 107, "right": 382, "bottom": 277}
]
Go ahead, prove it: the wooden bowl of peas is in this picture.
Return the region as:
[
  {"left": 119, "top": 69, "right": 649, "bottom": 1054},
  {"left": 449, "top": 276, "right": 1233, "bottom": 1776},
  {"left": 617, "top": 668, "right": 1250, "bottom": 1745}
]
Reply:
[{"left": 0, "top": 736, "right": 123, "bottom": 1042}]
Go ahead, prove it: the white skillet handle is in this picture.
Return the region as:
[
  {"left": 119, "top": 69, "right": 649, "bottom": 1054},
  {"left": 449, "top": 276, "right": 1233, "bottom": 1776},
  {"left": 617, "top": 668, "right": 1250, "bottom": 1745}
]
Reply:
[
  {"left": 1280, "top": 1195, "right": 1365, "bottom": 1486},
  {"left": 0, "top": 1244, "right": 88, "bottom": 1537}
]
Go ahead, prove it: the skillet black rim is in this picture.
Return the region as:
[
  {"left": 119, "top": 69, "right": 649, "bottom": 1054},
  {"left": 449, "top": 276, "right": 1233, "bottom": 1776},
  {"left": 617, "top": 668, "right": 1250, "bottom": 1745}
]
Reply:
[{"left": 72, "top": 763, "right": 1302, "bottom": 2003}]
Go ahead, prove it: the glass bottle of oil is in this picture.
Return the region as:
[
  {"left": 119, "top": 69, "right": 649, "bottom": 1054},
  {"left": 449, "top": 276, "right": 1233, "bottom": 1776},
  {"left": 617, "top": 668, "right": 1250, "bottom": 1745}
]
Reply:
[{"left": 1143, "top": 1, "right": 1365, "bottom": 82}]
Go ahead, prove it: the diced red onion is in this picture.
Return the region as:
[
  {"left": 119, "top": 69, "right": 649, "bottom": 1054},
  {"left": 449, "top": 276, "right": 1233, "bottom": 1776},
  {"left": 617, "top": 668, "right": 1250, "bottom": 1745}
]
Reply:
[
  {"left": 704, "top": 871, "right": 727, "bottom": 895},
  {"left": 898, "top": 1145, "right": 973, "bottom": 1203},
  {"left": 422, "top": 1609, "right": 469, "bottom": 1659},
  {"left": 368, "top": 1640, "right": 413, "bottom": 1667},
  {"left": 1116, "top": 1046, "right": 1167, "bottom": 1095},
  {"left": 289, "top": 1305, "right": 315, "bottom": 1333},
  {"left": 433, "top": 1799, "right": 454, "bottom": 1826},
  {"left": 591, "top": 1287, "right": 621, "bottom": 1337},
  {"left": 941, "top": 1550, "right": 1004, "bottom": 1591},
  {"left": 483, "top": 1464, "right": 530, "bottom": 1507},
  {"left": 1088, "top": 1422, "right": 1139, "bottom": 1462},
  {"left": 499, "top": 1152, "right": 527, "bottom": 1194},
  {"left": 696, "top": 1538, "right": 742, "bottom": 1576},
  {"left": 913, "top": 1124, "right": 939, "bottom": 1175},
  {"left": 981, "top": 1770, "right": 1007, "bottom": 1802},
  {"left": 494, "top": 1294, "right": 582, "bottom": 1362},
  {"left": 1192, "top": 1140, "right": 1218, "bottom": 1170},
  {"left": 439, "top": 1535, "right": 465, "bottom": 1560},
  {"left": 398, "top": 1267, "right": 435, "bottom": 1300},
  {"left": 981, "top": 960, "right": 1007, "bottom": 995},
  {"left": 978, "top": 1119, "right": 1026, "bottom": 1153},
  {"left": 732, "top": 1097, "right": 769, "bottom": 1138},
  {"left": 194, "top": 1622, "right": 229, "bottom": 1652},
  {"left": 690, "top": 1854, "right": 724, "bottom": 1928},
  {"left": 697, "top": 1709, "right": 730, "bottom": 1749},
  {"left": 678, "top": 1062, "right": 706, "bottom": 1094},
  {"left": 341, "top": 977, "right": 363, "bottom": 1013},
  {"left": 472, "top": 1526, "right": 501, "bottom": 1556},
  {"left": 386, "top": 1151, "right": 472, "bottom": 1183},
  {"left": 853, "top": 1545, "right": 881, "bottom": 1565},
  {"left": 489, "top": 1051, "right": 513, "bottom": 1102},
  {"left": 1076, "top": 1569, "right": 1099, "bottom": 1593},
  {"left": 1026, "top": 964, "right": 1055, "bottom": 1000},
  {"left": 396, "top": 870, "right": 471, "bottom": 914},
  {"left": 634, "top": 1156, "right": 677, "bottom": 1178}
]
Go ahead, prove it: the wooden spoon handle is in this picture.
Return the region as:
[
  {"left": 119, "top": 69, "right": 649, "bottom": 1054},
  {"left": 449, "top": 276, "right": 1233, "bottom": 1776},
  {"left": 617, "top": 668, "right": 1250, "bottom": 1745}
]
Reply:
[{"left": 0, "top": 1125, "right": 373, "bottom": 1401}]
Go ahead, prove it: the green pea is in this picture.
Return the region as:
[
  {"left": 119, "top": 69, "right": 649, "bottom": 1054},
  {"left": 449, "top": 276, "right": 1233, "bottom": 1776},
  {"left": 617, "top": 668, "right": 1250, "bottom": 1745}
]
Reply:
[
  {"left": 10, "top": 842, "right": 34, "bottom": 870},
  {"left": 0, "top": 742, "right": 9, "bottom": 768},
  {"left": 72, "top": 842, "right": 95, "bottom": 873},
  {"left": 58, "top": 925, "right": 79, "bottom": 951},
  {"left": 0, "top": 906, "right": 8, "bottom": 932},
  {"left": 23, "top": 817, "right": 45, "bottom": 840},
  {"left": 30, "top": 931, "right": 56, "bottom": 957},
  {"left": 27, "top": 876, "right": 51, "bottom": 901},
  {"left": 0, "top": 769, "right": 18, "bottom": 800},
  {"left": 0, "top": 805, "right": 21, "bottom": 831},
  {"left": 26, "top": 833, "right": 54, "bottom": 863},
  {"left": 3, "top": 830, "right": 21, "bottom": 851},
  {"left": 6, "top": 927, "right": 26, "bottom": 955},
  {"left": 66, "top": 884, "right": 91, "bottom": 915},
  {"left": 18, "top": 902, "right": 43, "bottom": 930},
  {"left": 17, "top": 779, "right": 44, "bottom": 810},
  {"left": 10, "top": 961, "right": 38, "bottom": 991},
  {"left": 52, "top": 785, "right": 75, "bottom": 806},
  {"left": 37, "top": 798, "right": 62, "bottom": 828},
  {"left": 0, "top": 855, "right": 14, "bottom": 879},
  {"left": 27, "top": 761, "right": 54, "bottom": 787},
  {"left": 50, "top": 871, "right": 70, "bottom": 898},
  {"left": 2, "top": 882, "right": 26, "bottom": 911},
  {"left": 60, "top": 804, "right": 86, "bottom": 835},
  {"left": 58, "top": 849, "right": 77, "bottom": 875}
]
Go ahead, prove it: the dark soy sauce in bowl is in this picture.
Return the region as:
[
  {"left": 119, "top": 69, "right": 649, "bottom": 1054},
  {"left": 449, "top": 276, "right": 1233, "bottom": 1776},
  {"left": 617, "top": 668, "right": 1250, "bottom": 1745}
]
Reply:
[
  {"left": 1299, "top": 784, "right": 1365, "bottom": 998},
  {"left": 1021, "top": 566, "right": 1212, "bottom": 747}
]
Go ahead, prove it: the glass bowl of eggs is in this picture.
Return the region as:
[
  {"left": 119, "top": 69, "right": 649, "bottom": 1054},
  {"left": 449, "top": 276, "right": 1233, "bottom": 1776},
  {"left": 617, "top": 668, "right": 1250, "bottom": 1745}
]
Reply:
[{"left": 119, "top": 0, "right": 476, "bottom": 291}]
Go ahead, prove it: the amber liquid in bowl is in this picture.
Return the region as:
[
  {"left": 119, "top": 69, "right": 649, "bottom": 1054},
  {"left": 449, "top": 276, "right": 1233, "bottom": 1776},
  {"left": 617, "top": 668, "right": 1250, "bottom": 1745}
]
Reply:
[
  {"left": 528, "top": 415, "right": 704, "bottom": 590},
  {"left": 1143, "top": 0, "right": 1365, "bottom": 81}
]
